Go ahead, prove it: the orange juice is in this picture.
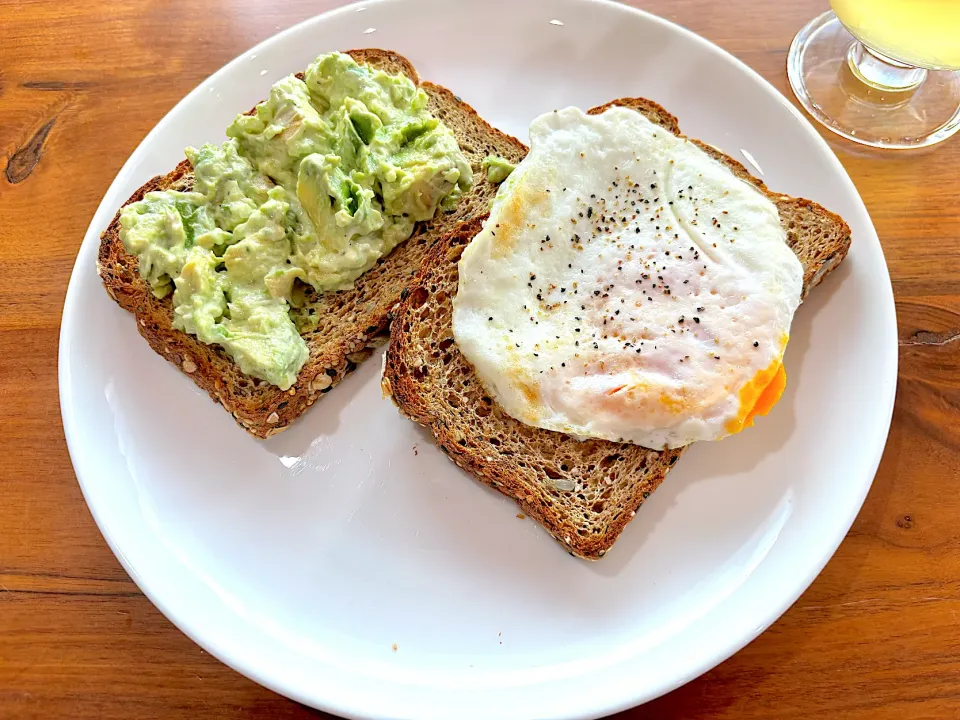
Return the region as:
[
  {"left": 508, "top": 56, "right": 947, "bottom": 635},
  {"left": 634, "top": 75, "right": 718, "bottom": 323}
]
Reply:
[{"left": 831, "top": 0, "right": 960, "bottom": 70}]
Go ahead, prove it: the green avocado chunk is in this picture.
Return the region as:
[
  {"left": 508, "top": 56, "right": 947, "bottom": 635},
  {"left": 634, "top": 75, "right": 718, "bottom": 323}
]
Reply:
[{"left": 482, "top": 155, "right": 516, "bottom": 184}]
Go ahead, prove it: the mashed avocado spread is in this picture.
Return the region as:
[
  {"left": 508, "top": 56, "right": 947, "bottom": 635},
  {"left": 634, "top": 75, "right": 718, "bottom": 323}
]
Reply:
[{"left": 119, "top": 52, "right": 472, "bottom": 389}]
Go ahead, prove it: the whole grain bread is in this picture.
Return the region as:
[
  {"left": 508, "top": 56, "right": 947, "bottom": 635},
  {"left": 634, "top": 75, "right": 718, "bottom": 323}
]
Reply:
[
  {"left": 98, "top": 49, "right": 527, "bottom": 438},
  {"left": 382, "top": 97, "right": 852, "bottom": 559}
]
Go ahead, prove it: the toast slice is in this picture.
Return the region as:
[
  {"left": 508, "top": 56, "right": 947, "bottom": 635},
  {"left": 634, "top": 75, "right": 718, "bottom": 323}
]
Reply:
[
  {"left": 382, "top": 97, "right": 852, "bottom": 559},
  {"left": 98, "top": 49, "right": 526, "bottom": 438}
]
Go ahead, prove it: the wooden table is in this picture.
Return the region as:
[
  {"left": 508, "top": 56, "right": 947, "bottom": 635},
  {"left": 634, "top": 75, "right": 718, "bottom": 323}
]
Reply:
[{"left": 2, "top": 0, "right": 959, "bottom": 717}]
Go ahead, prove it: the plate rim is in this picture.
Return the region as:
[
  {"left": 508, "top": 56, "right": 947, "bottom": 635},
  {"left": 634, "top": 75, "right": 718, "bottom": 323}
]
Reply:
[{"left": 58, "top": 0, "right": 898, "bottom": 717}]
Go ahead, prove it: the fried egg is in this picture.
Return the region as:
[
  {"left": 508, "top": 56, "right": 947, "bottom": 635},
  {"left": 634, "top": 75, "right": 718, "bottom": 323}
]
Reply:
[{"left": 451, "top": 106, "right": 803, "bottom": 449}]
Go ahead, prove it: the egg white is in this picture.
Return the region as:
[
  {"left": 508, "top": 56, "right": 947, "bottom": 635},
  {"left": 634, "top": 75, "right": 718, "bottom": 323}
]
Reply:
[{"left": 452, "top": 107, "right": 803, "bottom": 449}]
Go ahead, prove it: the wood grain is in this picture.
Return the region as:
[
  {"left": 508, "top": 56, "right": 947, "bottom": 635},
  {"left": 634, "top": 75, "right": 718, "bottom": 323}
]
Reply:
[{"left": 1, "top": 0, "right": 958, "bottom": 718}]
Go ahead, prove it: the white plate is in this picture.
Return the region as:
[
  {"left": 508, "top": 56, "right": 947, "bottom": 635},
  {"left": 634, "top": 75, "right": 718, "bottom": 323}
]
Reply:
[{"left": 59, "top": 1, "right": 897, "bottom": 718}]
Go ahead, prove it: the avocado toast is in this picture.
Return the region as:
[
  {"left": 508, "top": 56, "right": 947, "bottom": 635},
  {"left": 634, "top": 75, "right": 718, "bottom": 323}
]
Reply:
[
  {"left": 98, "top": 49, "right": 525, "bottom": 438},
  {"left": 381, "top": 97, "right": 852, "bottom": 559}
]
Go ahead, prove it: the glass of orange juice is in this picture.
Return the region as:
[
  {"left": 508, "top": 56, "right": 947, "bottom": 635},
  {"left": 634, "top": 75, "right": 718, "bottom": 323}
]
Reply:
[{"left": 788, "top": 1, "right": 960, "bottom": 148}]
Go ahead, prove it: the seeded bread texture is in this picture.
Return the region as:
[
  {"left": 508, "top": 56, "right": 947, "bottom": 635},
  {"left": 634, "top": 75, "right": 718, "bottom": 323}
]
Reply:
[
  {"left": 382, "top": 97, "right": 852, "bottom": 559},
  {"left": 97, "top": 49, "right": 527, "bottom": 438}
]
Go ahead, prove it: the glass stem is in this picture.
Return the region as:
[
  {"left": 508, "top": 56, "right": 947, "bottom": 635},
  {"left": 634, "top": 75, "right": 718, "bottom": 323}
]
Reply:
[{"left": 847, "top": 42, "right": 927, "bottom": 91}]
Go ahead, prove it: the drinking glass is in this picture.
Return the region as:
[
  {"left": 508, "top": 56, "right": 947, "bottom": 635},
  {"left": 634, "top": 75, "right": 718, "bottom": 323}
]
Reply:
[{"left": 788, "top": 1, "right": 960, "bottom": 148}]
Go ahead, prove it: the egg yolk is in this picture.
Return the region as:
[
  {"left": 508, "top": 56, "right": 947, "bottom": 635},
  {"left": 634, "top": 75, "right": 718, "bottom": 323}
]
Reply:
[{"left": 726, "top": 359, "right": 787, "bottom": 436}]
